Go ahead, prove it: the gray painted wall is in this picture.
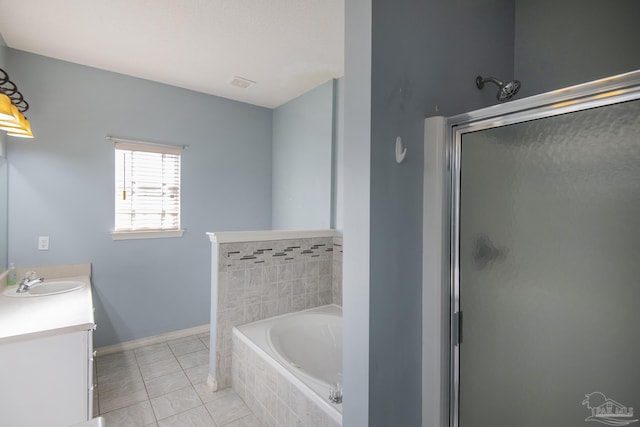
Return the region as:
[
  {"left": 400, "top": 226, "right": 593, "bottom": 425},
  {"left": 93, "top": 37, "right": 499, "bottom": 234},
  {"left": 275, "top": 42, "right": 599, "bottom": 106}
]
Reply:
[
  {"left": 343, "top": 0, "right": 372, "bottom": 425},
  {"left": 368, "top": 0, "right": 515, "bottom": 424},
  {"left": 343, "top": 1, "right": 640, "bottom": 425},
  {"left": 6, "top": 49, "right": 272, "bottom": 347},
  {"left": 342, "top": 0, "right": 515, "bottom": 425},
  {"left": 272, "top": 80, "right": 334, "bottom": 230},
  {"left": 515, "top": 0, "right": 640, "bottom": 97}
]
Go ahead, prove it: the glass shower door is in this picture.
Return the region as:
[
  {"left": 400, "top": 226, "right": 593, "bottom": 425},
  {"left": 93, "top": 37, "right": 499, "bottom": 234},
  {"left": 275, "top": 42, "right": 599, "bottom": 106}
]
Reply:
[{"left": 457, "top": 99, "right": 640, "bottom": 427}]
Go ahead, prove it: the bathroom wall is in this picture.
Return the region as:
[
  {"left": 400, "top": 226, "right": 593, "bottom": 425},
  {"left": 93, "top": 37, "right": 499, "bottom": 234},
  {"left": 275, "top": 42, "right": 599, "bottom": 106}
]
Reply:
[
  {"left": 272, "top": 80, "right": 334, "bottom": 230},
  {"left": 342, "top": 0, "right": 372, "bottom": 424},
  {"left": 343, "top": 1, "right": 640, "bottom": 425},
  {"left": 367, "top": 1, "right": 515, "bottom": 425},
  {"left": 344, "top": 0, "right": 515, "bottom": 425},
  {"left": 6, "top": 49, "right": 273, "bottom": 347},
  {"left": 514, "top": 0, "right": 640, "bottom": 97}
]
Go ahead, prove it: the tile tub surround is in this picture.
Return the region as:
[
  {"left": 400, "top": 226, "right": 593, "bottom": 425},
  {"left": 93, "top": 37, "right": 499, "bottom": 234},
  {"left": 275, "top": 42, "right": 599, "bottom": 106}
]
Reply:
[
  {"left": 332, "top": 236, "right": 343, "bottom": 307},
  {"left": 208, "top": 230, "right": 341, "bottom": 390},
  {"left": 232, "top": 331, "right": 341, "bottom": 427}
]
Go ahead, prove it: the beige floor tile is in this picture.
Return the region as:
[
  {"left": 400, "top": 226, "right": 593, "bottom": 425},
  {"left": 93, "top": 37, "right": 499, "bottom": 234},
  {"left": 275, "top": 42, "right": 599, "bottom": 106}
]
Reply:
[
  {"left": 100, "top": 400, "right": 156, "bottom": 426},
  {"left": 140, "top": 357, "right": 182, "bottom": 381},
  {"left": 150, "top": 386, "right": 202, "bottom": 420},
  {"left": 97, "top": 360, "right": 141, "bottom": 383},
  {"left": 136, "top": 343, "right": 176, "bottom": 365},
  {"left": 97, "top": 352, "right": 137, "bottom": 375},
  {"left": 145, "top": 370, "right": 192, "bottom": 398},
  {"left": 185, "top": 364, "right": 210, "bottom": 385},
  {"left": 205, "top": 393, "right": 252, "bottom": 426},
  {"left": 223, "top": 414, "right": 263, "bottom": 427},
  {"left": 157, "top": 405, "right": 216, "bottom": 427},
  {"left": 169, "top": 338, "right": 206, "bottom": 357},
  {"left": 194, "top": 383, "right": 237, "bottom": 404},
  {"left": 198, "top": 334, "right": 211, "bottom": 348},
  {"left": 178, "top": 349, "right": 210, "bottom": 369},
  {"left": 99, "top": 379, "right": 149, "bottom": 413},
  {"left": 96, "top": 339, "right": 265, "bottom": 427},
  {"left": 98, "top": 369, "right": 144, "bottom": 395}
]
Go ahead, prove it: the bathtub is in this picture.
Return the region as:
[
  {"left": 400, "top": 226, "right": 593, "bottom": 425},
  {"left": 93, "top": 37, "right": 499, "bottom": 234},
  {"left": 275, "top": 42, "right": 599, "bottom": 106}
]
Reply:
[{"left": 232, "top": 305, "right": 342, "bottom": 426}]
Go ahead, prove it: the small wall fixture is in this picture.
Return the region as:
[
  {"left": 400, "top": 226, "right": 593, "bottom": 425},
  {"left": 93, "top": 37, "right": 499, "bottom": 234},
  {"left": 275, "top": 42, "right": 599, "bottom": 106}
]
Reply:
[
  {"left": 0, "top": 68, "right": 34, "bottom": 138},
  {"left": 476, "top": 75, "right": 521, "bottom": 102},
  {"left": 395, "top": 136, "right": 407, "bottom": 164}
]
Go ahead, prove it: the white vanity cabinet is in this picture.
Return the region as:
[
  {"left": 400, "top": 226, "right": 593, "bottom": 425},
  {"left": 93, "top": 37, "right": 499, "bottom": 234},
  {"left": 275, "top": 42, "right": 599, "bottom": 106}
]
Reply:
[
  {"left": 0, "top": 329, "right": 95, "bottom": 427},
  {"left": 0, "top": 268, "right": 95, "bottom": 427}
]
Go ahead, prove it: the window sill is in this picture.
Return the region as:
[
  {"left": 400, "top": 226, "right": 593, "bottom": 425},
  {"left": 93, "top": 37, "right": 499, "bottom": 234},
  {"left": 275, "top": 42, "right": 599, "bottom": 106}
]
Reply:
[{"left": 111, "top": 230, "right": 185, "bottom": 241}]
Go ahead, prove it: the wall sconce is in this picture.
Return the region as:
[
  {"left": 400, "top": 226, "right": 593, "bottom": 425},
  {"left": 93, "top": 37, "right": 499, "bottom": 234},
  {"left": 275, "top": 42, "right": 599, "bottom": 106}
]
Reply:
[{"left": 0, "top": 68, "right": 34, "bottom": 139}]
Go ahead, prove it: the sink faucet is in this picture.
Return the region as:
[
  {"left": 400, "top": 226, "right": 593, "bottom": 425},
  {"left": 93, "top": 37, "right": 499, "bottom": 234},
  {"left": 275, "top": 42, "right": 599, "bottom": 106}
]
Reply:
[{"left": 16, "top": 271, "right": 44, "bottom": 293}]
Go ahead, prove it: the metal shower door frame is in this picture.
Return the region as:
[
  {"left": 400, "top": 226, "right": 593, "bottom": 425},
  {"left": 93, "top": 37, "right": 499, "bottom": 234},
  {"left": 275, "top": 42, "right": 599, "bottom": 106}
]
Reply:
[{"left": 445, "top": 70, "right": 640, "bottom": 427}]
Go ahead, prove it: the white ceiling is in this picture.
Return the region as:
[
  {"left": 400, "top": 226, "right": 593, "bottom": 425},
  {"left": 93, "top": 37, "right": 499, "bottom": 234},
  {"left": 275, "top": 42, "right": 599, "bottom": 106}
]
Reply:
[{"left": 0, "top": 0, "right": 344, "bottom": 108}]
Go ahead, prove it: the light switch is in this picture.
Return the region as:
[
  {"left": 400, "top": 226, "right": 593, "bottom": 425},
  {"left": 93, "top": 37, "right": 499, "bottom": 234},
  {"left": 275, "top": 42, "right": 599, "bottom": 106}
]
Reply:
[{"left": 38, "top": 236, "right": 49, "bottom": 251}]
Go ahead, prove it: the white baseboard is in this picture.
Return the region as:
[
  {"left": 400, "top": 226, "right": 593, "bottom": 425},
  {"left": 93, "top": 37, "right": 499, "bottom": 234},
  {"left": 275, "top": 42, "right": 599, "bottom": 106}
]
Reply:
[{"left": 95, "top": 324, "right": 210, "bottom": 357}]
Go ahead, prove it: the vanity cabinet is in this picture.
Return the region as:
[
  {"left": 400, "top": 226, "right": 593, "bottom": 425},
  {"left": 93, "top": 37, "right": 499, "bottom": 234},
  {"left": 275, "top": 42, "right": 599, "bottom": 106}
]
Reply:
[{"left": 0, "top": 328, "right": 95, "bottom": 427}]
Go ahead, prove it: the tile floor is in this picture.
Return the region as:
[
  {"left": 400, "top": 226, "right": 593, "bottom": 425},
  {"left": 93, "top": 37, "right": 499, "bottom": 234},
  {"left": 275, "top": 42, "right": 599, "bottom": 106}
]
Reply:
[{"left": 95, "top": 332, "right": 262, "bottom": 427}]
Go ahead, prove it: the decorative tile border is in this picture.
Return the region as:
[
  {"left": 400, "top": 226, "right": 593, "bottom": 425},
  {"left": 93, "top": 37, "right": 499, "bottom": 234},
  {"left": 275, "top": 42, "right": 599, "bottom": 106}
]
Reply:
[
  {"left": 232, "top": 332, "right": 341, "bottom": 427},
  {"left": 219, "top": 238, "right": 335, "bottom": 270}
]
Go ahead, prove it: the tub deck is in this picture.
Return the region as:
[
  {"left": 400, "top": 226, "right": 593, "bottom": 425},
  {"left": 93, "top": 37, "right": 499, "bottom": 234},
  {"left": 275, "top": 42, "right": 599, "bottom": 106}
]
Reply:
[{"left": 232, "top": 305, "right": 342, "bottom": 426}]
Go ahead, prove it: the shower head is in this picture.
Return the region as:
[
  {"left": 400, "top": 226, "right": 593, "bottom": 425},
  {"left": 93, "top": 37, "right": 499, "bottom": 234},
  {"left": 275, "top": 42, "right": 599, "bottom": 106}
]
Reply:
[{"left": 476, "top": 75, "right": 521, "bottom": 102}]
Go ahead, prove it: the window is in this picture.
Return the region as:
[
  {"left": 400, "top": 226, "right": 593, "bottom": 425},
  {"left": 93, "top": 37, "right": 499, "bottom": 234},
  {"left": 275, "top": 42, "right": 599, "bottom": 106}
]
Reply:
[{"left": 112, "top": 140, "right": 183, "bottom": 240}]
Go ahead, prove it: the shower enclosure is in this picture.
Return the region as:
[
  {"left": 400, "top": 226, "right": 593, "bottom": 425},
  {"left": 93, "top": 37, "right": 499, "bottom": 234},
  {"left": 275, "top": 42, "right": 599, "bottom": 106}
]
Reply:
[{"left": 447, "top": 71, "right": 640, "bottom": 427}]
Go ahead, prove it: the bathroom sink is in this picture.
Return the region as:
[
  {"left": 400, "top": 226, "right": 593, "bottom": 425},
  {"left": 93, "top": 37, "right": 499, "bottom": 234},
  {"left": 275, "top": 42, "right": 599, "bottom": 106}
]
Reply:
[{"left": 3, "top": 280, "right": 86, "bottom": 297}]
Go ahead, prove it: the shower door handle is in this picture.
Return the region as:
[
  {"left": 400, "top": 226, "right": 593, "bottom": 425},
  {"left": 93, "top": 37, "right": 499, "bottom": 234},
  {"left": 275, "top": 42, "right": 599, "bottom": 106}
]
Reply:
[{"left": 453, "top": 311, "right": 463, "bottom": 346}]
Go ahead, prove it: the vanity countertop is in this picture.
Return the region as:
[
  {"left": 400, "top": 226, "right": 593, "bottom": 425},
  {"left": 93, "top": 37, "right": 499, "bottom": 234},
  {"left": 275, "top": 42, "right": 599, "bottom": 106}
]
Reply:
[{"left": 0, "top": 264, "right": 95, "bottom": 344}]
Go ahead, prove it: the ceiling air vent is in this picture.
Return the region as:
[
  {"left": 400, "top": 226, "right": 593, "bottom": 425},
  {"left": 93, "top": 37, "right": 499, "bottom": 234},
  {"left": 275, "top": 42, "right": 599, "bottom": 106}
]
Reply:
[{"left": 229, "top": 76, "right": 256, "bottom": 89}]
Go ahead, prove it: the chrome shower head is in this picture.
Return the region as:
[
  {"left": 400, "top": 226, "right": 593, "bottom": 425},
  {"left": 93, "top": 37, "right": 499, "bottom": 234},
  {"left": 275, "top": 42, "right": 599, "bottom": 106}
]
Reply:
[{"left": 476, "top": 75, "right": 521, "bottom": 102}]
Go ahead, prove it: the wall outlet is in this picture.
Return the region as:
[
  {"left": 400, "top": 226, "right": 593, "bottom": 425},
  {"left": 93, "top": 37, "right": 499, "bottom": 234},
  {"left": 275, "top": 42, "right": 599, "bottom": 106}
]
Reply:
[{"left": 38, "top": 236, "right": 49, "bottom": 251}]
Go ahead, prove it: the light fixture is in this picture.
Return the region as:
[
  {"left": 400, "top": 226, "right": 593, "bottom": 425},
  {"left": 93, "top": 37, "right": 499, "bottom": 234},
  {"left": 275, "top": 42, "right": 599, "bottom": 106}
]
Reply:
[
  {"left": 7, "top": 128, "right": 33, "bottom": 138},
  {"left": 0, "top": 68, "right": 34, "bottom": 138},
  {"left": 1, "top": 112, "right": 32, "bottom": 137},
  {"left": 0, "top": 93, "right": 19, "bottom": 121},
  {"left": 0, "top": 105, "right": 24, "bottom": 130}
]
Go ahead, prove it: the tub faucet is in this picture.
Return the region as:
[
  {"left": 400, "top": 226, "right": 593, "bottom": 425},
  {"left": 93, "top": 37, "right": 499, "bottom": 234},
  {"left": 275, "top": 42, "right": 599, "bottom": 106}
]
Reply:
[
  {"left": 329, "top": 382, "right": 343, "bottom": 404},
  {"left": 16, "top": 271, "right": 44, "bottom": 293}
]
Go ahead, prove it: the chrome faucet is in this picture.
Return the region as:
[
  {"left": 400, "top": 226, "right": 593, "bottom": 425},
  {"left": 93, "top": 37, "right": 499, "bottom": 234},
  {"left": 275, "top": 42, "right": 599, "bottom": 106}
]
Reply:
[
  {"left": 329, "top": 382, "right": 343, "bottom": 404},
  {"left": 16, "top": 271, "right": 44, "bottom": 293}
]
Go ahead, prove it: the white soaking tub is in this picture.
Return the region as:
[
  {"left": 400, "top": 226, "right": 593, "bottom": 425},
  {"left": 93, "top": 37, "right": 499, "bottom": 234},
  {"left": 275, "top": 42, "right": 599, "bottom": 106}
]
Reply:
[{"left": 232, "top": 305, "right": 342, "bottom": 426}]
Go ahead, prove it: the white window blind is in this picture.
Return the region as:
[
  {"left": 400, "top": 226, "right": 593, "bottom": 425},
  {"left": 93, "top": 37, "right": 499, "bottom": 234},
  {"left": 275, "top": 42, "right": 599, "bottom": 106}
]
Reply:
[{"left": 114, "top": 141, "right": 181, "bottom": 232}]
